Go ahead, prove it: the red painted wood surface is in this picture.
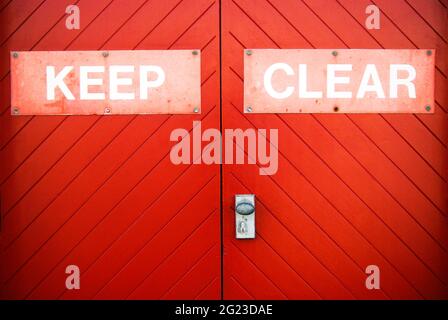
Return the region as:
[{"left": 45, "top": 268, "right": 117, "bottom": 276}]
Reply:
[
  {"left": 0, "top": 0, "right": 221, "bottom": 299},
  {"left": 1, "top": 0, "right": 447, "bottom": 301},
  {"left": 222, "top": 0, "right": 448, "bottom": 299}
]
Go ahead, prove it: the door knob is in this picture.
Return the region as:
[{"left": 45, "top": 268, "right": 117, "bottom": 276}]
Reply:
[{"left": 236, "top": 202, "right": 255, "bottom": 215}]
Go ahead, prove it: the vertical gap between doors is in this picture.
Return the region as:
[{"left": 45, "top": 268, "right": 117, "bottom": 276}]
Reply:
[{"left": 218, "top": 0, "right": 224, "bottom": 301}]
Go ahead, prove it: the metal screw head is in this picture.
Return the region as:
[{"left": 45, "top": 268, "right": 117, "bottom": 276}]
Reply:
[
  {"left": 246, "top": 106, "right": 253, "bottom": 113},
  {"left": 193, "top": 107, "right": 199, "bottom": 113},
  {"left": 192, "top": 50, "right": 199, "bottom": 56},
  {"left": 425, "top": 105, "right": 431, "bottom": 112},
  {"left": 12, "top": 52, "right": 19, "bottom": 58},
  {"left": 245, "top": 50, "right": 252, "bottom": 56},
  {"left": 12, "top": 107, "right": 19, "bottom": 115},
  {"left": 426, "top": 50, "right": 432, "bottom": 56},
  {"left": 333, "top": 106, "right": 339, "bottom": 112},
  {"left": 332, "top": 50, "right": 338, "bottom": 56},
  {"left": 102, "top": 51, "right": 109, "bottom": 57},
  {"left": 104, "top": 107, "right": 111, "bottom": 114}
]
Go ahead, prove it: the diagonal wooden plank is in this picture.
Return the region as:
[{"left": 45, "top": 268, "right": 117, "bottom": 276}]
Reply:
[
  {"left": 231, "top": 230, "right": 322, "bottom": 299},
  {"left": 227, "top": 173, "right": 361, "bottom": 299},
  {"left": 1, "top": 117, "right": 101, "bottom": 212},
  {"left": 160, "top": 244, "right": 219, "bottom": 300},
  {"left": 194, "top": 277, "right": 219, "bottom": 300},
  {"left": 0, "top": 0, "right": 84, "bottom": 78},
  {"left": 223, "top": 104, "right": 426, "bottom": 298},
  {"left": 2, "top": 141, "right": 217, "bottom": 294},
  {"left": 1, "top": 103, "right": 217, "bottom": 296},
  {"left": 225, "top": 275, "right": 254, "bottom": 299},
  {"left": 405, "top": 0, "right": 448, "bottom": 42},
  {"left": 317, "top": 114, "right": 448, "bottom": 248},
  {"left": 370, "top": 0, "right": 447, "bottom": 75},
  {"left": 0, "top": 0, "right": 13, "bottom": 12},
  {"left": 132, "top": 235, "right": 218, "bottom": 299},
  {"left": 0, "top": 115, "right": 166, "bottom": 252},
  {"left": 27, "top": 108, "right": 217, "bottom": 299},
  {"left": 92, "top": 177, "right": 218, "bottom": 299},
  {"left": 226, "top": 243, "right": 289, "bottom": 299},
  {"left": 0, "top": 0, "right": 45, "bottom": 46}
]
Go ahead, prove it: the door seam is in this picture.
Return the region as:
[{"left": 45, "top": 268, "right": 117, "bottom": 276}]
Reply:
[{"left": 218, "top": 0, "right": 224, "bottom": 301}]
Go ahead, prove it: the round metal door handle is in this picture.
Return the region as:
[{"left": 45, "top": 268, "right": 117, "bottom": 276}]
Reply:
[{"left": 236, "top": 202, "right": 255, "bottom": 215}]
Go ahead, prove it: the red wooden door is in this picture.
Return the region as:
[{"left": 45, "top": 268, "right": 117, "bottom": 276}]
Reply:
[
  {"left": 1, "top": 0, "right": 447, "bottom": 301},
  {"left": 222, "top": 0, "right": 448, "bottom": 299},
  {"left": 0, "top": 0, "right": 221, "bottom": 299}
]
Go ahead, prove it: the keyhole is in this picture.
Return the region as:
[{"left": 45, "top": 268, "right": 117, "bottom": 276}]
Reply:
[{"left": 239, "top": 221, "right": 247, "bottom": 234}]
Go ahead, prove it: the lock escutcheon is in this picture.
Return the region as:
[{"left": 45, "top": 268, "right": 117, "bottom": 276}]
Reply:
[{"left": 235, "top": 194, "right": 255, "bottom": 239}]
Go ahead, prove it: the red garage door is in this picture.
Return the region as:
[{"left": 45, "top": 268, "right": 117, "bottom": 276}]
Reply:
[
  {"left": 0, "top": 0, "right": 221, "bottom": 299},
  {"left": 221, "top": 0, "right": 448, "bottom": 299},
  {"left": 1, "top": 0, "right": 447, "bottom": 300}
]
